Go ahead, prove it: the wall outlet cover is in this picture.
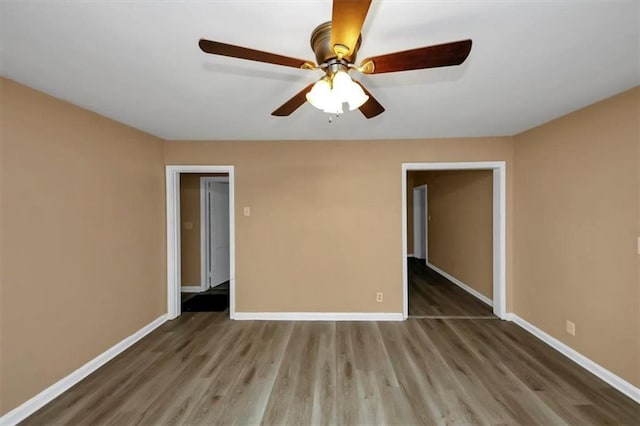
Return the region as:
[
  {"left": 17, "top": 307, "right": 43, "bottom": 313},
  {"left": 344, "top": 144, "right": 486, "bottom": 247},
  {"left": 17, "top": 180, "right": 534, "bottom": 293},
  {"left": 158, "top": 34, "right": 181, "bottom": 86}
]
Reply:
[{"left": 566, "top": 320, "right": 576, "bottom": 336}]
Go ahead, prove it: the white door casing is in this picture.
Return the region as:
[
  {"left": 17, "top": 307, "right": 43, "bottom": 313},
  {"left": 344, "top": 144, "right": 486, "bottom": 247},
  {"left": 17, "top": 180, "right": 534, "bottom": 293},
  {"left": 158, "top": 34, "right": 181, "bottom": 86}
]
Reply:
[
  {"left": 402, "top": 162, "right": 506, "bottom": 320},
  {"left": 166, "top": 166, "right": 235, "bottom": 320}
]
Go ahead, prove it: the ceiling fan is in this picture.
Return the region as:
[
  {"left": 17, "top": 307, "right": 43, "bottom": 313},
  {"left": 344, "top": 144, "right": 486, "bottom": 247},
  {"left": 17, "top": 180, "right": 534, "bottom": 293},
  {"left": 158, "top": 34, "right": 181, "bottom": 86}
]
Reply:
[{"left": 199, "top": 0, "right": 472, "bottom": 119}]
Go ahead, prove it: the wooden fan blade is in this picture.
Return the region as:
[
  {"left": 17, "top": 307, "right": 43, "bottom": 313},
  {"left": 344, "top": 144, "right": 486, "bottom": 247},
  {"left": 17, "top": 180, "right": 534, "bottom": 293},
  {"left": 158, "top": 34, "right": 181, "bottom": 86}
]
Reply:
[
  {"left": 271, "top": 83, "right": 315, "bottom": 116},
  {"left": 330, "top": 0, "right": 372, "bottom": 58},
  {"left": 354, "top": 81, "right": 385, "bottom": 118},
  {"left": 199, "top": 39, "right": 315, "bottom": 69},
  {"left": 360, "top": 39, "right": 472, "bottom": 74}
]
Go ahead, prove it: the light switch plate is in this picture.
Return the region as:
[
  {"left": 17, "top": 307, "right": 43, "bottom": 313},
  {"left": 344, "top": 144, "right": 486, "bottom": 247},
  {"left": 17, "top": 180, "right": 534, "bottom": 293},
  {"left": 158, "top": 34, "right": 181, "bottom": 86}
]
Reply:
[{"left": 243, "top": 207, "right": 251, "bottom": 217}]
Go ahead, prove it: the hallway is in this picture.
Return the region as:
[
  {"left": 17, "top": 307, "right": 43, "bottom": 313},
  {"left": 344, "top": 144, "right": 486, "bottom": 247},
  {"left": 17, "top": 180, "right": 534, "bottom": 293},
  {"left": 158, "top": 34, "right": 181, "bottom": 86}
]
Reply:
[{"left": 408, "top": 257, "right": 494, "bottom": 318}]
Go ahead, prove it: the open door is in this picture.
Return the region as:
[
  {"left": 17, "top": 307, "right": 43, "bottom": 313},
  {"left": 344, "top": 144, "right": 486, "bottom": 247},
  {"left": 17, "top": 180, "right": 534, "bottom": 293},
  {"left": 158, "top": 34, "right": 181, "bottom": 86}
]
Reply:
[
  {"left": 203, "top": 178, "right": 230, "bottom": 288},
  {"left": 412, "top": 185, "right": 428, "bottom": 260}
]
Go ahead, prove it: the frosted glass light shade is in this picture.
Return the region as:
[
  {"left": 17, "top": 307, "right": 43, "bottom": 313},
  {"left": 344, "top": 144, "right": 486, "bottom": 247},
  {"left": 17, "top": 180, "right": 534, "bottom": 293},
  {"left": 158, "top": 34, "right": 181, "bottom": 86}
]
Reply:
[
  {"left": 306, "top": 71, "right": 369, "bottom": 115},
  {"left": 305, "top": 78, "right": 331, "bottom": 110},
  {"left": 346, "top": 81, "right": 369, "bottom": 111},
  {"left": 331, "top": 71, "right": 352, "bottom": 102},
  {"left": 322, "top": 90, "right": 344, "bottom": 114}
]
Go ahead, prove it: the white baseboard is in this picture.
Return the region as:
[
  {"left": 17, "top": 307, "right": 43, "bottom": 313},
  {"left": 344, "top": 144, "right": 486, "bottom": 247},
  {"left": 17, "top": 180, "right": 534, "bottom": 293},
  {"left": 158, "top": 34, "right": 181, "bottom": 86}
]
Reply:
[
  {"left": 505, "top": 313, "right": 640, "bottom": 403},
  {"left": 427, "top": 262, "right": 493, "bottom": 307},
  {"left": 407, "top": 253, "right": 415, "bottom": 257},
  {"left": 180, "top": 286, "right": 204, "bottom": 293},
  {"left": 234, "top": 312, "right": 404, "bottom": 321},
  {"left": 0, "top": 314, "right": 168, "bottom": 426}
]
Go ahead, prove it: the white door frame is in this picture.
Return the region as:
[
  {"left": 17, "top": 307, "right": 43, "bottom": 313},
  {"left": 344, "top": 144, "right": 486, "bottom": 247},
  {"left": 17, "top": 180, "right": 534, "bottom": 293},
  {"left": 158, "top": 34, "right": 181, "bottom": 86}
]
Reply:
[
  {"left": 166, "top": 165, "right": 236, "bottom": 320},
  {"left": 402, "top": 162, "right": 506, "bottom": 319},
  {"left": 412, "top": 185, "right": 428, "bottom": 260}
]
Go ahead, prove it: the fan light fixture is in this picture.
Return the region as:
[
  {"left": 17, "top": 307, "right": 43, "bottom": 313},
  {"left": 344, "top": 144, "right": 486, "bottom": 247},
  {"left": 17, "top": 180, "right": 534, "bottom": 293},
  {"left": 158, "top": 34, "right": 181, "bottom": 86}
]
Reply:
[
  {"left": 306, "top": 70, "right": 369, "bottom": 115},
  {"left": 199, "top": 2, "right": 473, "bottom": 119}
]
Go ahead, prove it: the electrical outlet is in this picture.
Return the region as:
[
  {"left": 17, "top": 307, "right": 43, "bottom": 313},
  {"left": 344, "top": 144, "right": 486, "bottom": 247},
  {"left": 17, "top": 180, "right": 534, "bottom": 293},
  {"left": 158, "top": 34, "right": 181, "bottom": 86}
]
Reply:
[
  {"left": 566, "top": 320, "right": 576, "bottom": 336},
  {"left": 376, "top": 292, "right": 383, "bottom": 303},
  {"left": 243, "top": 207, "right": 251, "bottom": 217}
]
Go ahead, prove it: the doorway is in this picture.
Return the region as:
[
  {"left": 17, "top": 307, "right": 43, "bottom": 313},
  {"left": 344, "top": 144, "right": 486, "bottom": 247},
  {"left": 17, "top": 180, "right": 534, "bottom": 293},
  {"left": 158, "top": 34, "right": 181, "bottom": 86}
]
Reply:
[
  {"left": 166, "top": 165, "right": 236, "bottom": 319},
  {"left": 402, "top": 162, "right": 506, "bottom": 320},
  {"left": 178, "top": 174, "right": 230, "bottom": 312}
]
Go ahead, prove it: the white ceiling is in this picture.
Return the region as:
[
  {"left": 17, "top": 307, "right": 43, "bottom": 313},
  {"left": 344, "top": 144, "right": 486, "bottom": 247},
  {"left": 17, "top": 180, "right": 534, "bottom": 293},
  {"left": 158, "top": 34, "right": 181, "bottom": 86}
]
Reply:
[{"left": 1, "top": 0, "right": 638, "bottom": 140}]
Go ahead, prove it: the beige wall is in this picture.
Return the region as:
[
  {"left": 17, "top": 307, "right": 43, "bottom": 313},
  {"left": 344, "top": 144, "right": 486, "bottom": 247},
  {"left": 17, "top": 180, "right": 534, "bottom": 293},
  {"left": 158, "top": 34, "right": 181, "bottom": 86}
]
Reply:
[
  {"left": 514, "top": 87, "right": 640, "bottom": 386},
  {"left": 1, "top": 74, "right": 636, "bottom": 415},
  {"left": 180, "top": 174, "right": 201, "bottom": 286},
  {"left": 0, "top": 78, "right": 166, "bottom": 414},
  {"left": 165, "top": 138, "right": 514, "bottom": 313},
  {"left": 409, "top": 170, "right": 493, "bottom": 299},
  {"left": 179, "top": 173, "right": 226, "bottom": 287}
]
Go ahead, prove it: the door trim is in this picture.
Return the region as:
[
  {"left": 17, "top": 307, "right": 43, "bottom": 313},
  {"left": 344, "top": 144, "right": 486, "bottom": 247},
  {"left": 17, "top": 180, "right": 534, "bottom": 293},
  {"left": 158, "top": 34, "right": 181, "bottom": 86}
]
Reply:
[
  {"left": 166, "top": 165, "right": 236, "bottom": 320},
  {"left": 200, "top": 176, "right": 229, "bottom": 292},
  {"left": 402, "top": 162, "right": 506, "bottom": 320}
]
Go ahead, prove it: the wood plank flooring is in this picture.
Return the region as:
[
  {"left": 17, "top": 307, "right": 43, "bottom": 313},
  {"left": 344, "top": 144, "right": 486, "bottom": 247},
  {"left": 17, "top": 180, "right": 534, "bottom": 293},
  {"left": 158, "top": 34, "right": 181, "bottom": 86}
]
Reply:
[
  {"left": 23, "top": 312, "right": 638, "bottom": 424},
  {"left": 408, "top": 257, "right": 494, "bottom": 317}
]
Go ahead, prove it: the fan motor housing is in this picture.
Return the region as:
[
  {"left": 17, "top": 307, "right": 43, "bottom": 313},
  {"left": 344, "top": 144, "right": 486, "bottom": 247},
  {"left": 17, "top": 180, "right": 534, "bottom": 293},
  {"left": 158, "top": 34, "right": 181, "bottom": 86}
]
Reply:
[{"left": 310, "top": 21, "right": 361, "bottom": 64}]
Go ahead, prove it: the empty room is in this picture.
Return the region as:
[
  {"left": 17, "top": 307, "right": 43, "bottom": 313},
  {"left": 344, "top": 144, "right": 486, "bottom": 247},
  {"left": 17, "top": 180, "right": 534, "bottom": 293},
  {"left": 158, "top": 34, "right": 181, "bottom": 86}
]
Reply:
[{"left": 1, "top": 0, "right": 638, "bottom": 424}]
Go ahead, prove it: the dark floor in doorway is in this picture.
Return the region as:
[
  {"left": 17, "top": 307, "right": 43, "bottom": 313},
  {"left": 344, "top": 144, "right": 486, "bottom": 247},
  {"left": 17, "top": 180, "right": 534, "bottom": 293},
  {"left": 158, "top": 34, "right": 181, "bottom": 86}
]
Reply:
[
  {"left": 182, "top": 293, "right": 229, "bottom": 312},
  {"left": 181, "top": 282, "right": 230, "bottom": 312}
]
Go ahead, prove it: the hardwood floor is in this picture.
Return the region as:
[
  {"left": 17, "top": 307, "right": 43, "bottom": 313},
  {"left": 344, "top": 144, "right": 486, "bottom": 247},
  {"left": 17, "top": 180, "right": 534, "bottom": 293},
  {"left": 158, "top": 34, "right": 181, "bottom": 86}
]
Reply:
[
  {"left": 408, "top": 257, "right": 494, "bottom": 317},
  {"left": 23, "top": 313, "right": 638, "bottom": 424}
]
